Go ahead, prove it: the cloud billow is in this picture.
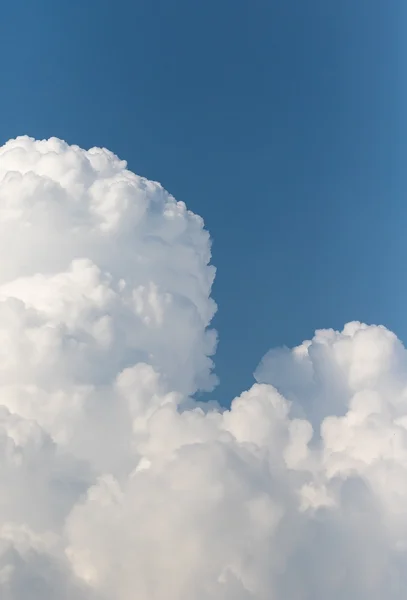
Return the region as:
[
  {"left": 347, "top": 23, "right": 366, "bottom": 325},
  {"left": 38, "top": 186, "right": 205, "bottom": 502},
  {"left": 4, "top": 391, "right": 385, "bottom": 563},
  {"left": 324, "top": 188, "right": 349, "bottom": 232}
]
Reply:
[{"left": 0, "top": 136, "right": 406, "bottom": 599}]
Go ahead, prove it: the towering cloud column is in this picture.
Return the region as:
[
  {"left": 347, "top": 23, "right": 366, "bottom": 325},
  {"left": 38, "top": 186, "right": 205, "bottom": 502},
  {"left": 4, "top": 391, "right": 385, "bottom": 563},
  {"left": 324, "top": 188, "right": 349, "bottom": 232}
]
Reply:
[{"left": 0, "top": 137, "right": 406, "bottom": 600}]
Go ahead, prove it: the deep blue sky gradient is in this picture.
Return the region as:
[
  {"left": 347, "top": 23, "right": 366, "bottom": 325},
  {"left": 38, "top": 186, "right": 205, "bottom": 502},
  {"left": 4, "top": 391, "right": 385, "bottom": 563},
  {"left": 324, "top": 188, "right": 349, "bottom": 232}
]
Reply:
[{"left": 0, "top": 0, "right": 406, "bottom": 402}]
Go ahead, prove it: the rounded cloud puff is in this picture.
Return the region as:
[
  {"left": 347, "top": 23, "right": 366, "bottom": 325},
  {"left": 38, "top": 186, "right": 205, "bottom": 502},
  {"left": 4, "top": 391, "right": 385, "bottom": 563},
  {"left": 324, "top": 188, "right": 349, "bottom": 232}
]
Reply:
[{"left": 0, "top": 136, "right": 407, "bottom": 599}]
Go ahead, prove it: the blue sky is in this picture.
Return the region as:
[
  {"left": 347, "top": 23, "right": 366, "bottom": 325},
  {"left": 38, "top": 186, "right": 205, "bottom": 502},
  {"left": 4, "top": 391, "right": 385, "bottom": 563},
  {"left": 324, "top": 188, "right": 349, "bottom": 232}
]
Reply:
[{"left": 1, "top": 0, "right": 406, "bottom": 402}]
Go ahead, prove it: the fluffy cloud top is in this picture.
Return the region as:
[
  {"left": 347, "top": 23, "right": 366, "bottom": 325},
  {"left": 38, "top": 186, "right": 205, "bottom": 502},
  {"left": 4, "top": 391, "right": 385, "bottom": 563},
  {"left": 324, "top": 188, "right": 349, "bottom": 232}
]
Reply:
[{"left": 0, "top": 136, "right": 406, "bottom": 599}]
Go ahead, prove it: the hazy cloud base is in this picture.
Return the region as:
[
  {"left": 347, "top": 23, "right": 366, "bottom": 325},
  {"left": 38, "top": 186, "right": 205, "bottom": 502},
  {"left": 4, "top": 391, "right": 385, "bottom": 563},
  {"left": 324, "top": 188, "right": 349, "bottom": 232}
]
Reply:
[{"left": 0, "top": 136, "right": 406, "bottom": 599}]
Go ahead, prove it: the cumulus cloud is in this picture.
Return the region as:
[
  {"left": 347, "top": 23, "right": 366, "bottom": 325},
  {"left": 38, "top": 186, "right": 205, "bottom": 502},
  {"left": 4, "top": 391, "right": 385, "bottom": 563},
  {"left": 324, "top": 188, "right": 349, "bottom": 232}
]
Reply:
[{"left": 0, "top": 136, "right": 407, "bottom": 599}]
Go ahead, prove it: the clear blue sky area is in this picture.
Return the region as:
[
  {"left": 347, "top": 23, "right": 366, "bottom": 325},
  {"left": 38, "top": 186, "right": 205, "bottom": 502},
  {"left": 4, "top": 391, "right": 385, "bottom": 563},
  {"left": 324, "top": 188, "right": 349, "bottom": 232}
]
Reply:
[{"left": 1, "top": 0, "right": 406, "bottom": 402}]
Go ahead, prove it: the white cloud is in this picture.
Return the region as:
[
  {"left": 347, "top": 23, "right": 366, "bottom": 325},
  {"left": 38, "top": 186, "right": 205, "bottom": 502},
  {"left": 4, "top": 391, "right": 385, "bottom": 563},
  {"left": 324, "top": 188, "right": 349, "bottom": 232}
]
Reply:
[{"left": 0, "top": 136, "right": 407, "bottom": 598}]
